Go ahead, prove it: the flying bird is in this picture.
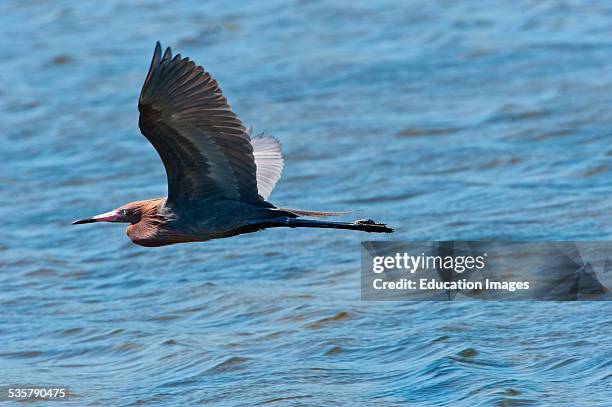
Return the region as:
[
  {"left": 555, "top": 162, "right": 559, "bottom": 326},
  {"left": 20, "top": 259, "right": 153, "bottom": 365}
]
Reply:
[{"left": 73, "top": 42, "right": 393, "bottom": 246}]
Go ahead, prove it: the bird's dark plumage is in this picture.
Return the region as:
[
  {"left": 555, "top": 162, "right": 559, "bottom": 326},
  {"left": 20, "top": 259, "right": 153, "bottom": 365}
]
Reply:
[{"left": 139, "top": 42, "right": 260, "bottom": 205}]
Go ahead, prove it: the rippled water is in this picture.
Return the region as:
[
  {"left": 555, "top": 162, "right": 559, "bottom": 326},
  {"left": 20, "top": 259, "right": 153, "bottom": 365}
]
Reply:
[{"left": 2, "top": 0, "right": 612, "bottom": 405}]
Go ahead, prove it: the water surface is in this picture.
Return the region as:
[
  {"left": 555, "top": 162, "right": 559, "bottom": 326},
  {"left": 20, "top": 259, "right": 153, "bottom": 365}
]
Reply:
[{"left": 1, "top": 0, "right": 611, "bottom": 405}]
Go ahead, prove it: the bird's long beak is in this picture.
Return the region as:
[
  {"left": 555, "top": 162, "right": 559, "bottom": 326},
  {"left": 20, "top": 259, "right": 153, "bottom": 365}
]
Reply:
[{"left": 72, "top": 210, "right": 119, "bottom": 225}]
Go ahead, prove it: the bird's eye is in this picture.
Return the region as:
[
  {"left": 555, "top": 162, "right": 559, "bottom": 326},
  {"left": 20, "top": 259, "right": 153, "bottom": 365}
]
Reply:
[{"left": 121, "top": 209, "right": 128, "bottom": 216}]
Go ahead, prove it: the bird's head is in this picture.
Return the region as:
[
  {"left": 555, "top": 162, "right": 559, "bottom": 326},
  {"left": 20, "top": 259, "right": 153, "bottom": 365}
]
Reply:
[{"left": 72, "top": 202, "right": 143, "bottom": 225}]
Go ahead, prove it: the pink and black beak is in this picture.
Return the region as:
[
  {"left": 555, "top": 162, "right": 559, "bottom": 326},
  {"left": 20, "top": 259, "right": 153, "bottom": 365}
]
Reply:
[{"left": 72, "top": 210, "right": 120, "bottom": 225}]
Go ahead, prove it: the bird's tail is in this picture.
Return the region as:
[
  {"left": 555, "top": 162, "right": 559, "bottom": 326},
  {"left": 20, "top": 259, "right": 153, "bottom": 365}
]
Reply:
[
  {"left": 265, "top": 217, "right": 393, "bottom": 233},
  {"left": 280, "top": 208, "right": 350, "bottom": 217}
]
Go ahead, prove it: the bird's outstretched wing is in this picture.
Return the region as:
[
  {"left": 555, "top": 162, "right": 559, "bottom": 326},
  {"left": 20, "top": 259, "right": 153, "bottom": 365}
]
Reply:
[{"left": 138, "top": 42, "right": 261, "bottom": 206}]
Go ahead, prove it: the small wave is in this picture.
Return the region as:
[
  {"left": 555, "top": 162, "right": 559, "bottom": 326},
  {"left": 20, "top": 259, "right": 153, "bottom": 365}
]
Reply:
[
  {"left": 207, "top": 356, "right": 250, "bottom": 374},
  {"left": 324, "top": 346, "right": 343, "bottom": 356},
  {"left": 305, "top": 311, "right": 350, "bottom": 329},
  {"left": 397, "top": 127, "right": 462, "bottom": 138}
]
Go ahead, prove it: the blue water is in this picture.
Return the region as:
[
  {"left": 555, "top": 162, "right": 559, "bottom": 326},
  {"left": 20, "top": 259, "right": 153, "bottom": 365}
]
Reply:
[{"left": 2, "top": 0, "right": 612, "bottom": 405}]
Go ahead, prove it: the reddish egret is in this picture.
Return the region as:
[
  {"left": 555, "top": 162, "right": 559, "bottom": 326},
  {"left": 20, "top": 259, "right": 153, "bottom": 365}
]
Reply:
[{"left": 73, "top": 42, "right": 393, "bottom": 246}]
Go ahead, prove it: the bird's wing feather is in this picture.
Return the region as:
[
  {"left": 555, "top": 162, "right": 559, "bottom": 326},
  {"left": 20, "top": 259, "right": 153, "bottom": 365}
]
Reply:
[
  {"left": 250, "top": 132, "right": 284, "bottom": 200},
  {"left": 138, "top": 42, "right": 261, "bottom": 206}
]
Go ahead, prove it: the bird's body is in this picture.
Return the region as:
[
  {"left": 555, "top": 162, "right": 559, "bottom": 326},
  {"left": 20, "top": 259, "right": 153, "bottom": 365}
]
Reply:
[
  {"left": 73, "top": 42, "right": 393, "bottom": 246},
  {"left": 120, "top": 198, "right": 283, "bottom": 247}
]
